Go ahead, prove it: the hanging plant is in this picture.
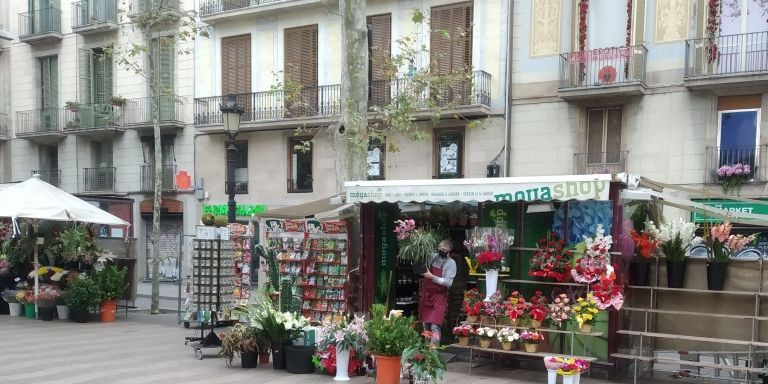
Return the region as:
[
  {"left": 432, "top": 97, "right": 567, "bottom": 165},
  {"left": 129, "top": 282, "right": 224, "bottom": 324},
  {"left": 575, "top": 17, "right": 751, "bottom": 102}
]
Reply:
[
  {"left": 577, "top": 0, "right": 590, "bottom": 81},
  {"left": 706, "top": 0, "right": 721, "bottom": 63},
  {"left": 624, "top": 0, "right": 633, "bottom": 78}
]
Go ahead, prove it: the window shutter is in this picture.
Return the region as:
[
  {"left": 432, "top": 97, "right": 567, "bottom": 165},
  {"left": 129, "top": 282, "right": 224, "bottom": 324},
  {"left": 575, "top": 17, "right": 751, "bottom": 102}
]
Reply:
[
  {"left": 79, "top": 49, "right": 92, "bottom": 105},
  {"left": 93, "top": 50, "right": 113, "bottom": 105},
  {"left": 221, "top": 34, "right": 251, "bottom": 96},
  {"left": 430, "top": 6, "right": 453, "bottom": 75},
  {"left": 367, "top": 14, "right": 391, "bottom": 107},
  {"left": 630, "top": 0, "right": 646, "bottom": 80},
  {"left": 284, "top": 25, "right": 318, "bottom": 115},
  {"left": 152, "top": 38, "right": 175, "bottom": 96},
  {"left": 431, "top": 2, "right": 473, "bottom": 74}
]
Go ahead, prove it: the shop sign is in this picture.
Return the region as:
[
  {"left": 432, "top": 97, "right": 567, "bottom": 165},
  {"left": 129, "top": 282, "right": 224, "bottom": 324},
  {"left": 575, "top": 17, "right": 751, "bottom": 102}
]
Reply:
[
  {"left": 374, "top": 205, "right": 397, "bottom": 304},
  {"left": 691, "top": 199, "right": 768, "bottom": 223},
  {"left": 202, "top": 204, "right": 267, "bottom": 217}
]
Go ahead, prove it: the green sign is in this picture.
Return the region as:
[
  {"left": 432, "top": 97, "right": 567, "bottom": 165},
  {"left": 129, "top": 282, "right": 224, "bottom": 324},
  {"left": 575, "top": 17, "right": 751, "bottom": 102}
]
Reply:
[
  {"left": 202, "top": 204, "right": 267, "bottom": 217},
  {"left": 691, "top": 199, "right": 768, "bottom": 222},
  {"left": 374, "top": 204, "right": 397, "bottom": 305}
]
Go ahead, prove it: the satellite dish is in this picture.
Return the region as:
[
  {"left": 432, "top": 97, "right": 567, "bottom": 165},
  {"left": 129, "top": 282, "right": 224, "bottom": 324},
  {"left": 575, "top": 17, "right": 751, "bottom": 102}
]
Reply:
[{"left": 598, "top": 66, "right": 617, "bottom": 84}]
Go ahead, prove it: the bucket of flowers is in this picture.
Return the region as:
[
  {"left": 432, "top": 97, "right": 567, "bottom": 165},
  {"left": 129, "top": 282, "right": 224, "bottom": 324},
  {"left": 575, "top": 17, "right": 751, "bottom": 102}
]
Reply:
[
  {"left": 462, "top": 288, "right": 483, "bottom": 323},
  {"left": 496, "top": 327, "right": 519, "bottom": 351},
  {"left": 573, "top": 293, "right": 600, "bottom": 333},
  {"left": 557, "top": 358, "right": 591, "bottom": 384},
  {"left": 629, "top": 224, "right": 661, "bottom": 286},
  {"left": 649, "top": 218, "right": 697, "bottom": 288},
  {"left": 548, "top": 293, "right": 572, "bottom": 329},
  {"left": 520, "top": 330, "right": 542, "bottom": 353},
  {"left": 529, "top": 232, "right": 573, "bottom": 282},
  {"left": 504, "top": 291, "right": 526, "bottom": 327},
  {"left": 476, "top": 327, "right": 497, "bottom": 349},
  {"left": 544, "top": 356, "right": 566, "bottom": 384},
  {"left": 528, "top": 291, "right": 548, "bottom": 328},
  {"left": 452, "top": 324, "right": 475, "bottom": 346},
  {"left": 705, "top": 220, "right": 756, "bottom": 291}
]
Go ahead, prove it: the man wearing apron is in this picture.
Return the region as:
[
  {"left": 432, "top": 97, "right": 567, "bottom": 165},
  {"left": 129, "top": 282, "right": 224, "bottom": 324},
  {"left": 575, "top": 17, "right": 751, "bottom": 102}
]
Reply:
[{"left": 419, "top": 239, "right": 457, "bottom": 346}]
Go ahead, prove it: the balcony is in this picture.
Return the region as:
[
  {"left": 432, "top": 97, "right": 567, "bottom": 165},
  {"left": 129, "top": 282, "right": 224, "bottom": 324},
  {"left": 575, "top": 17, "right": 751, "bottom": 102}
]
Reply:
[
  {"left": 287, "top": 178, "right": 312, "bottom": 193},
  {"left": 82, "top": 167, "right": 116, "bottom": 193},
  {"left": 0, "top": 113, "right": 10, "bottom": 140},
  {"left": 141, "top": 164, "right": 177, "bottom": 192},
  {"left": 705, "top": 146, "right": 768, "bottom": 184},
  {"left": 32, "top": 169, "right": 61, "bottom": 188},
  {"left": 71, "top": 0, "right": 118, "bottom": 35},
  {"left": 199, "top": 0, "right": 325, "bottom": 23},
  {"left": 224, "top": 181, "right": 249, "bottom": 194},
  {"left": 124, "top": 95, "right": 185, "bottom": 134},
  {"left": 130, "top": 0, "right": 181, "bottom": 15},
  {"left": 18, "top": 7, "right": 63, "bottom": 44},
  {"left": 558, "top": 45, "right": 647, "bottom": 101},
  {"left": 15, "top": 108, "right": 67, "bottom": 144},
  {"left": 62, "top": 104, "right": 125, "bottom": 138},
  {"left": 685, "top": 32, "right": 768, "bottom": 94},
  {"left": 573, "top": 151, "right": 628, "bottom": 175}
]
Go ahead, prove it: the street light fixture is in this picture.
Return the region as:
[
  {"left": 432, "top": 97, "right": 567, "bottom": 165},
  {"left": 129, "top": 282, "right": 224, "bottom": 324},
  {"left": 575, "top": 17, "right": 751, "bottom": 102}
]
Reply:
[{"left": 220, "top": 94, "right": 244, "bottom": 223}]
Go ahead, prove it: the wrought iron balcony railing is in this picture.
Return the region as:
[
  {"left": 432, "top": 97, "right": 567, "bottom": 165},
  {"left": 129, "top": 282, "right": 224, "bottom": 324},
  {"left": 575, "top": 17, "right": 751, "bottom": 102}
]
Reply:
[
  {"left": 559, "top": 45, "right": 647, "bottom": 89},
  {"left": 199, "top": 0, "right": 286, "bottom": 16},
  {"left": 573, "top": 151, "right": 628, "bottom": 175},
  {"left": 16, "top": 108, "right": 64, "bottom": 135},
  {"left": 685, "top": 32, "right": 768, "bottom": 78},
  {"left": 72, "top": 0, "right": 118, "bottom": 28},
  {"left": 369, "top": 70, "right": 492, "bottom": 109},
  {"left": 32, "top": 169, "right": 61, "bottom": 187},
  {"left": 83, "top": 167, "right": 116, "bottom": 192},
  {"left": 19, "top": 7, "right": 61, "bottom": 37},
  {"left": 287, "top": 178, "right": 312, "bottom": 193},
  {"left": 17, "top": 105, "right": 121, "bottom": 135},
  {"left": 705, "top": 146, "right": 768, "bottom": 183},
  {"left": 141, "top": 164, "right": 177, "bottom": 191},
  {"left": 124, "top": 95, "right": 184, "bottom": 126}
]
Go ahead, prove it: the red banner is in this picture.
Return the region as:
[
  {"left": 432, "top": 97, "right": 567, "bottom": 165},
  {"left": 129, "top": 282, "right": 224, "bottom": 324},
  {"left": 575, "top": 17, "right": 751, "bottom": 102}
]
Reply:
[{"left": 567, "top": 47, "right": 631, "bottom": 64}]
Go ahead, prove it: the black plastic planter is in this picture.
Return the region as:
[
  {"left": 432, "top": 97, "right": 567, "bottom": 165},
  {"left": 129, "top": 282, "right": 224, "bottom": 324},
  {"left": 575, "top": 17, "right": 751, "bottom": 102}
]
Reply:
[
  {"left": 271, "top": 343, "right": 287, "bottom": 370},
  {"left": 38, "top": 307, "right": 55, "bottom": 321},
  {"left": 70, "top": 308, "right": 89, "bottom": 323},
  {"left": 666, "top": 260, "right": 686, "bottom": 288},
  {"left": 629, "top": 261, "right": 651, "bottom": 286},
  {"left": 706, "top": 262, "right": 728, "bottom": 291},
  {"left": 241, "top": 350, "right": 258, "bottom": 368},
  {"left": 285, "top": 344, "right": 316, "bottom": 374}
]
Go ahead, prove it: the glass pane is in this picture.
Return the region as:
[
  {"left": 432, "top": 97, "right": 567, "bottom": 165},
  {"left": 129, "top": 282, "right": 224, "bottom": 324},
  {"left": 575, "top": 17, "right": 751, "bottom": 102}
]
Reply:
[
  {"left": 747, "top": 0, "right": 768, "bottom": 33},
  {"left": 719, "top": 110, "right": 758, "bottom": 169},
  {"left": 586, "top": 109, "right": 604, "bottom": 164},
  {"left": 721, "top": 0, "right": 742, "bottom": 36},
  {"left": 605, "top": 109, "right": 622, "bottom": 163},
  {"left": 437, "top": 132, "right": 460, "bottom": 178}
]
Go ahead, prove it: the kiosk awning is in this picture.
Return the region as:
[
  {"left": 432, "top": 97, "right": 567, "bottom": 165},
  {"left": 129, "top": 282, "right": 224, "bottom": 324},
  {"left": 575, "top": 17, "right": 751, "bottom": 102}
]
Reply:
[
  {"left": 345, "top": 174, "right": 613, "bottom": 204},
  {"left": 257, "top": 196, "right": 352, "bottom": 219}
]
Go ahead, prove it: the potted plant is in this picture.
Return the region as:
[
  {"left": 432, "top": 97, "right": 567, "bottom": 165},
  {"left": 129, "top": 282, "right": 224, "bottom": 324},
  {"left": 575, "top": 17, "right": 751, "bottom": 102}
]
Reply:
[
  {"left": 64, "top": 276, "right": 101, "bottom": 323},
  {"left": 16, "top": 290, "right": 35, "bottom": 318},
  {"left": 244, "top": 301, "right": 310, "bottom": 370},
  {"left": 572, "top": 293, "right": 600, "bottom": 334},
  {"left": 504, "top": 291, "right": 526, "bottom": 327},
  {"left": 65, "top": 101, "right": 80, "bottom": 112},
  {"left": 36, "top": 285, "right": 59, "bottom": 321},
  {"left": 219, "top": 323, "right": 259, "bottom": 368},
  {"left": 401, "top": 331, "right": 447, "bottom": 384},
  {"left": 315, "top": 315, "right": 367, "bottom": 381},
  {"left": 528, "top": 291, "right": 548, "bottom": 328},
  {"left": 717, "top": 163, "right": 751, "bottom": 194},
  {"left": 364, "top": 304, "right": 419, "bottom": 384},
  {"left": 110, "top": 95, "right": 127, "bottom": 107},
  {"left": 394, "top": 219, "right": 439, "bottom": 264},
  {"left": 548, "top": 293, "right": 572, "bottom": 329},
  {"left": 705, "top": 221, "right": 756, "bottom": 291},
  {"left": 92, "top": 265, "right": 127, "bottom": 322},
  {"left": 2, "top": 289, "right": 22, "bottom": 316},
  {"left": 461, "top": 288, "right": 483, "bottom": 323},
  {"left": 56, "top": 290, "right": 69, "bottom": 320},
  {"left": 255, "top": 332, "right": 271, "bottom": 364},
  {"left": 629, "top": 226, "right": 660, "bottom": 286},
  {"left": 475, "top": 326, "right": 496, "bottom": 348},
  {"left": 651, "top": 219, "right": 697, "bottom": 288},
  {"left": 452, "top": 324, "right": 474, "bottom": 346},
  {"left": 520, "top": 330, "right": 542, "bottom": 353},
  {"left": 496, "top": 327, "right": 519, "bottom": 351}
]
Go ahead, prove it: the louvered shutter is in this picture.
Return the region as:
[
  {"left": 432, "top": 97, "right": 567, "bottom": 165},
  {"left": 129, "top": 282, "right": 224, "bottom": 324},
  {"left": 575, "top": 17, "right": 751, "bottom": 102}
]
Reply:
[
  {"left": 431, "top": 2, "right": 473, "bottom": 104},
  {"left": 152, "top": 38, "right": 175, "bottom": 120},
  {"left": 79, "top": 48, "right": 92, "bottom": 105},
  {"left": 222, "top": 35, "right": 252, "bottom": 120},
  {"left": 630, "top": 0, "right": 646, "bottom": 81},
  {"left": 367, "top": 14, "right": 391, "bottom": 107},
  {"left": 284, "top": 25, "right": 318, "bottom": 116},
  {"left": 40, "top": 56, "right": 58, "bottom": 131}
]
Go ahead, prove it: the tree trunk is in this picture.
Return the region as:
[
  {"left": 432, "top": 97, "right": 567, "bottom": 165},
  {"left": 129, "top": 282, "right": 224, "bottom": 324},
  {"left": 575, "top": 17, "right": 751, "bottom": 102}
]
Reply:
[
  {"left": 149, "top": 36, "right": 163, "bottom": 315},
  {"left": 336, "top": 0, "right": 369, "bottom": 192}
]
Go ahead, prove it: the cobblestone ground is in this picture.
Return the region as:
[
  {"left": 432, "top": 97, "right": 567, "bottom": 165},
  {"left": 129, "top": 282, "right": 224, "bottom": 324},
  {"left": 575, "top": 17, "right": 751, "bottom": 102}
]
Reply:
[{"left": 0, "top": 314, "right": 679, "bottom": 384}]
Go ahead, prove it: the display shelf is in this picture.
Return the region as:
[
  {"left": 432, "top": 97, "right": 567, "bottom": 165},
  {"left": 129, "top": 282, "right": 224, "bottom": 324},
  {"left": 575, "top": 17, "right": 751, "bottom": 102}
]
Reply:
[
  {"left": 621, "top": 307, "right": 768, "bottom": 321},
  {"left": 616, "top": 330, "right": 768, "bottom": 348},
  {"left": 460, "top": 321, "right": 604, "bottom": 337},
  {"left": 303, "top": 297, "right": 346, "bottom": 301},
  {"left": 452, "top": 343, "right": 597, "bottom": 375},
  {"left": 501, "top": 278, "right": 589, "bottom": 287}
]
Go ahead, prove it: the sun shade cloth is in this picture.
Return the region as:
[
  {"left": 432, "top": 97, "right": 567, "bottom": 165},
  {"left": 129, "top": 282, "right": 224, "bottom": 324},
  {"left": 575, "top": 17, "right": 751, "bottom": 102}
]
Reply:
[{"left": 258, "top": 196, "right": 351, "bottom": 219}]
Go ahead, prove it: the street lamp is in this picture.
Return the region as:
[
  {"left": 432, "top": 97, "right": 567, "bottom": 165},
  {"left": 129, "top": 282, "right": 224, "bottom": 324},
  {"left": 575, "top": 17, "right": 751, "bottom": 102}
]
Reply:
[{"left": 220, "top": 94, "right": 244, "bottom": 223}]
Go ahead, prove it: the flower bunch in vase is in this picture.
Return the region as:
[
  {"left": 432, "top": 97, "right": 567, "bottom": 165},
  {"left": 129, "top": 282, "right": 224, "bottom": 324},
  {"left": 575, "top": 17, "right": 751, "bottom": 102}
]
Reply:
[
  {"left": 591, "top": 270, "right": 624, "bottom": 310},
  {"left": 527, "top": 291, "right": 549, "bottom": 328},
  {"left": 650, "top": 218, "right": 697, "bottom": 288},
  {"left": 504, "top": 291, "right": 527, "bottom": 326},
  {"left": 529, "top": 232, "right": 573, "bottom": 282},
  {"left": 572, "top": 225, "right": 613, "bottom": 284},
  {"left": 316, "top": 314, "right": 368, "bottom": 379},
  {"left": 520, "top": 331, "right": 542, "bottom": 352},
  {"left": 462, "top": 288, "right": 483, "bottom": 322},
  {"left": 548, "top": 293, "right": 572, "bottom": 329},
  {"left": 573, "top": 293, "right": 600, "bottom": 333},
  {"left": 476, "top": 327, "right": 497, "bottom": 348},
  {"left": 629, "top": 223, "right": 661, "bottom": 286},
  {"left": 476, "top": 251, "right": 503, "bottom": 272},
  {"left": 557, "top": 358, "right": 591, "bottom": 384},
  {"left": 705, "top": 221, "right": 756, "bottom": 290},
  {"left": 452, "top": 324, "right": 475, "bottom": 346},
  {"left": 466, "top": 227, "right": 513, "bottom": 299},
  {"left": 497, "top": 327, "right": 520, "bottom": 351},
  {"left": 717, "top": 163, "right": 751, "bottom": 194},
  {"left": 482, "top": 290, "right": 505, "bottom": 320}
]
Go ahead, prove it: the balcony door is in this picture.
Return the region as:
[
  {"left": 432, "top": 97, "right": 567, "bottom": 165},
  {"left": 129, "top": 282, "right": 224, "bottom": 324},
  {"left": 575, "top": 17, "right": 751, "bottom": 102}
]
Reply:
[
  {"left": 38, "top": 145, "right": 59, "bottom": 186},
  {"left": 284, "top": 25, "right": 318, "bottom": 117},
  {"left": 586, "top": 107, "right": 622, "bottom": 169},
  {"left": 717, "top": 109, "right": 760, "bottom": 178},
  {"left": 430, "top": 2, "right": 473, "bottom": 105},
  {"left": 39, "top": 56, "right": 58, "bottom": 131},
  {"left": 586, "top": 0, "right": 625, "bottom": 50},
  {"left": 221, "top": 34, "right": 251, "bottom": 120},
  {"left": 29, "top": 0, "right": 58, "bottom": 33},
  {"left": 79, "top": 48, "right": 114, "bottom": 128}
]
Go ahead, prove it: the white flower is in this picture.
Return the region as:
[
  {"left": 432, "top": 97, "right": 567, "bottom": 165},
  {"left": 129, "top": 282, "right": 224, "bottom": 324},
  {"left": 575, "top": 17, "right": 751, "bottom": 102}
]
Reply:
[{"left": 657, "top": 218, "right": 698, "bottom": 245}]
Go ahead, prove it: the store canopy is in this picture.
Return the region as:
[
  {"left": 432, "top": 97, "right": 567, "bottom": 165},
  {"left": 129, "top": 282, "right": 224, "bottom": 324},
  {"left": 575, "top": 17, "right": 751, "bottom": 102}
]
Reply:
[
  {"left": 258, "top": 195, "right": 352, "bottom": 219},
  {"left": 0, "top": 175, "right": 129, "bottom": 226},
  {"left": 345, "top": 174, "right": 613, "bottom": 204}
]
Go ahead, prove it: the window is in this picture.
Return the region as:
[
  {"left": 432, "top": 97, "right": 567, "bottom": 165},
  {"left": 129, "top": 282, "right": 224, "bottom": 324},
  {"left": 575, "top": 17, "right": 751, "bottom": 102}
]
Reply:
[
  {"left": 225, "top": 141, "right": 248, "bottom": 194},
  {"left": 586, "top": 107, "right": 622, "bottom": 165},
  {"left": 141, "top": 135, "right": 175, "bottom": 165},
  {"left": 284, "top": 25, "right": 318, "bottom": 116},
  {"left": 92, "top": 140, "right": 113, "bottom": 168},
  {"left": 367, "top": 139, "right": 386, "bottom": 180},
  {"left": 288, "top": 137, "right": 313, "bottom": 193},
  {"left": 151, "top": 37, "right": 175, "bottom": 95},
  {"left": 434, "top": 128, "right": 464, "bottom": 179},
  {"left": 39, "top": 55, "right": 58, "bottom": 131},
  {"left": 37, "top": 145, "right": 59, "bottom": 187},
  {"left": 367, "top": 14, "right": 391, "bottom": 107},
  {"left": 718, "top": 109, "right": 760, "bottom": 177},
  {"left": 222, "top": 34, "right": 252, "bottom": 119}
]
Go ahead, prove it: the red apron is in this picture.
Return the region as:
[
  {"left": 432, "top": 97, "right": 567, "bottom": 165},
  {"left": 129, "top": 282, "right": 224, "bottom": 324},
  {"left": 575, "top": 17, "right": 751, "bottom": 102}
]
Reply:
[{"left": 419, "top": 264, "right": 448, "bottom": 324}]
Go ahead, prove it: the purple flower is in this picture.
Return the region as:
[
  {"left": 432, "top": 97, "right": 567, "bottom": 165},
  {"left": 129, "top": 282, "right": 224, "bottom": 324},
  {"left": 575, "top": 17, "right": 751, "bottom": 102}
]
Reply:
[{"left": 744, "top": 164, "right": 752, "bottom": 174}]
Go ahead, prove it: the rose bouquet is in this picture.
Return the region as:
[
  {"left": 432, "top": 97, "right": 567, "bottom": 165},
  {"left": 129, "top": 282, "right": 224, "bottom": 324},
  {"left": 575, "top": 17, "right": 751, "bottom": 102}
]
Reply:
[
  {"left": 453, "top": 324, "right": 475, "bottom": 346},
  {"left": 497, "top": 327, "right": 520, "bottom": 350},
  {"left": 573, "top": 293, "right": 600, "bottom": 333},
  {"left": 462, "top": 288, "right": 484, "bottom": 322},
  {"left": 528, "top": 291, "right": 549, "bottom": 327},
  {"left": 504, "top": 291, "right": 527, "bottom": 325},
  {"left": 548, "top": 293, "right": 572, "bottom": 329},
  {"left": 476, "top": 251, "right": 503, "bottom": 272},
  {"left": 529, "top": 232, "right": 573, "bottom": 282},
  {"left": 717, "top": 163, "right": 752, "bottom": 194},
  {"left": 476, "top": 326, "right": 497, "bottom": 348},
  {"left": 572, "top": 224, "right": 613, "bottom": 284}
]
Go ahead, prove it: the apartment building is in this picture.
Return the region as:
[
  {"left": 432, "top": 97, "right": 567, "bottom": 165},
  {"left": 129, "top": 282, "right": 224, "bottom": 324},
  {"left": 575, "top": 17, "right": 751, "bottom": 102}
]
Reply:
[
  {"left": 5, "top": 0, "right": 199, "bottom": 282},
  {"left": 0, "top": 0, "right": 13, "bottom": 183},
  {"left": 193, "top": 0, "right": 511, "bottom": 213}
]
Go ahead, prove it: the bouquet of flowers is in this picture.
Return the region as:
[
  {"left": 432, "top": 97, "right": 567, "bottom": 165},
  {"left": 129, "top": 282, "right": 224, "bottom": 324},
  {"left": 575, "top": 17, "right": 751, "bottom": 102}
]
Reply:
[
  {"left": 394, "top": 219, "right": 416, "bottom": 241},
  {"left": 497, "top": 327, "right": 520, "bottom": 344},
  {"left": 591, "top": 270, "right": 624, "bottom": 310},
  {"left": 462, "top": 288, "right": 484, "bottom": 320},
  {"left": 630, "top": 224, "right": 660, "bottom": 262},
  {"left": 1, "top": 289, "right": 18, "bottom": 303},
  {"left": 504, "top": 291, "right": 527, "bottom": 323},
  {"left": 529, "top": 232, "right": 573, "bottom": 282},
  {"left": 476, "top": 251, "right": 503, "bottom": 272},
  {"left": 452, "top": 324, "right": 475, "bottom": 338},
  {"left": 572, "top": 224, "right": 613, "bottom": 284},
  {"left": 557, "top": 358, "right": 591, "bottom": 376},
  {"left": 483, "top": 290, "right": 505, "bottom": 319},
  {"left": 36, "top": 285, "right": 60, "bottom": 308},
  {"left": 651, "top": 219, "right": 697, "bottom": 261},
  {"left": 706, "top": 221, "right": 756, "bottom": 262},
  {"left": 15, "top": 290, "right": 34, "bottom": 305},
  {"left": 520, "top": 331, "right": 542, "bottom": 344},
  {"left": 573, "top": 293, "right": 600, "bottom": 330},
  {"left": 465, "top": 227, "right": 514, "bottom": 271},
  {"left": 548, "top": 293, "right": 572, "bottom": 328},
  {"left": 476, "top": 326, "right": 497, "bottom": 340},
  {"left": 544, "top": 355, "right": 566, "bottom": 370},
  {"left": 314, "top": 315, "right": 367, "bottom": 376},
  {"left": 717, "top": 163, "right": 751, "bottom": 194},
  {"left": 528, "top": 291, "right": 549, "bottom": 324}
]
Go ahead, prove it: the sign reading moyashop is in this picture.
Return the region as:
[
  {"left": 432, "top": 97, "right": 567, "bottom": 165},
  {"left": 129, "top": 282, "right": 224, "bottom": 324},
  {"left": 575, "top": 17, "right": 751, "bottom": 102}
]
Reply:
[{"left": 346, "top": 180, "right": 610, "bottom": 204}]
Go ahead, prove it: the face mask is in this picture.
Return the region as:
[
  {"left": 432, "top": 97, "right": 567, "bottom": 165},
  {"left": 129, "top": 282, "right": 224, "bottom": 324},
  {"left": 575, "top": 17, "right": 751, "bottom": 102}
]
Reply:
[{"left": 438, "top": 250, "right": 448, "bottom": 258}]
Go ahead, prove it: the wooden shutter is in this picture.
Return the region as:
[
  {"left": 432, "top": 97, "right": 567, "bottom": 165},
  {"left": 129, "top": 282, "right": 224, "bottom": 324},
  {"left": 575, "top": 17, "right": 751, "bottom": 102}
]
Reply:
[
  {"left": 152, "top": 38, "right": 175, "bottom": 121},
  {"left": 367, "top": 14, "right": 391, "bottom": 107},
  {"left": 222, "top": 35, "right": 252, "bottom": 120},
  {"left": 93, "top": 49, "right": 112, "bottom": 105},
  {"left": 284, "top": 25, "right": 318, "bottom": 116},
  {"left": 430, "top": 2, "right": 473, "bottom": 104},
  {"left": 40, "top": 56, "right": 58, "bottom": 130}
]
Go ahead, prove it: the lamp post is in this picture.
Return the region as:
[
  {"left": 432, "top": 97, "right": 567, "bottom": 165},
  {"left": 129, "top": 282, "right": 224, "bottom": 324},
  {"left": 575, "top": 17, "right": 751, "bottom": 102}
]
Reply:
[{"left": 220, "top": 94, "right": 244, "bottom": 223}]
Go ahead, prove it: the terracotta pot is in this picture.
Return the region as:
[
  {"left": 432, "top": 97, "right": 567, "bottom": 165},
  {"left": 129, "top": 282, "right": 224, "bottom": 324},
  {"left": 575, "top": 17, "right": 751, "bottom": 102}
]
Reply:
[
  {"left": 374, "top": 355, "right": 402, "bottom": 384},
  {"left": 502, "top": 341, "right": 513, "bottom": 351},
  {"left": 100, "top": 300, "right": 117, "bottom": 322},
  {"left": 467, "top": 315, "right": 479, "bottom": 323},
  {"left": 458, "top": 336, "right": 469, "bottom": 346},
  {"left": 479, "top": 339, "right": 492, "bottom": 348},
  {"left": 579, "top": 324, "right": 592, "bottom": 334},
  {"left": 259, "top": 352, "right": 270, "bottom": 365},
  {"left": 524, "top": 343, "right": 538, "bottom": 353}
]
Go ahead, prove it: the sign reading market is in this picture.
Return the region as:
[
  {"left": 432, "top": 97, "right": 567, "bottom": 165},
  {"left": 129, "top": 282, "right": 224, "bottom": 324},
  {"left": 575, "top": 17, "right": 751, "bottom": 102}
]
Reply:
[{"left": 345, "top": 176, "right": 612, "bottom": 204}]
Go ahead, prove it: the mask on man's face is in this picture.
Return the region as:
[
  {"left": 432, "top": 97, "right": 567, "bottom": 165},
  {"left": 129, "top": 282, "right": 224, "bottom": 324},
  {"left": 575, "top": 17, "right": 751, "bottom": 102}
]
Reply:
[{"left": 438, "top": 250, "right": 449, "bottom": 258}]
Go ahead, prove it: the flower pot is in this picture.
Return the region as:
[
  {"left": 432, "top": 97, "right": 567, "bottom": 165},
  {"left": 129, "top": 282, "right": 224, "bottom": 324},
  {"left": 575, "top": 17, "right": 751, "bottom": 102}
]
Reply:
[
  {"left": 562, "top": 375, "right": 576, "bottom": 384},
  {"left": 629, "top": 261, "right": 651, "bottom": 286},
  {"left": 39, "top": 306, "right": 55, "bottom": 321},
  {"left": 259, "top": 352, "right": 270, "bottom": 365},
  {"left": 547, "top": 369, "right": 557, "bottom": 384},
  {"left": 706, "top": 262, "right": 728, "bottom": 291},
  {"left": 579, "top": 324, "right": 592, "bottom": 334},
  {"left": 100, "top": 300, "right": 117, "bottom": 322},
  {"left": 70, "top": 308, "right": 89, "bottom": 323},
  {"left": 334, "top": 347, "right": 351, "bottom": 381},
  {"left": 524, "top": 343, "right": 538, "bottom": 353},
  {"left": 666, "top": 260, "right": 686, "bottom": 288},
  {"left": 241, "top": 350, "right": 258, "bottom": 368},
  {"left": 510, "top": 318, "right": 519, "bottom": 327},
  {"left": 56, "top": 305, "right": 69, "bottom": 320},
  {"left": 484, "top": 269, "right": 499, "bottom": 301},
  {"left": 374, "top": 355, "right": 402, "bottom": 384},
  {"left": 458, "top": 336, "right": 470, "bottom": 346},
  {"left": 8, "top": 302, "right": 22, "bottom": 317},
  {"left": 467, "top": 315, "right": 479, "bottom": 323},
  {"left": 502, "top": 341, "right": 513, "bottom": 351},
  {"left": 271, "top": 343, "right": 287, "bottom": 370},
  {"left": 479, "top": 339, "right": 492, "bottom": 348},
  {"left": 24, "top": 303, "right": 35, "bottom": 319},
  {"left": 285, "top": 344, "right": 316, "bottom": 374},
  {"left": 530, "top": 320, "right": 541, "bottom": 329}
]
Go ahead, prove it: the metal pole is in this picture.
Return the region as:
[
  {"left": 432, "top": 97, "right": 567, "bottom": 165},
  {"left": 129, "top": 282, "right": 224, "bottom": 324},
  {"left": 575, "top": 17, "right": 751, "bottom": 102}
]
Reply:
[{"left": 226, "top": 136, "right": 238, "bottom": 223}]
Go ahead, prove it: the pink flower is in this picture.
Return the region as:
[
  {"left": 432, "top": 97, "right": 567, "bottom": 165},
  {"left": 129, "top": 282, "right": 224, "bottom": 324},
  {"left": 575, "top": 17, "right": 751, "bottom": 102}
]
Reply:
[{"left": 710, "top": 221, "right": 732, "bottom": 243}]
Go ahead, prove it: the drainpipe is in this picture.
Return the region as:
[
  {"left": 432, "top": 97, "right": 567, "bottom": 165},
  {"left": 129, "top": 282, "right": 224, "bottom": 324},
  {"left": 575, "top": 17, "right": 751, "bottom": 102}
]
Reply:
[{"left": 503, "top": 0, "right": 514, "bottom": 177}]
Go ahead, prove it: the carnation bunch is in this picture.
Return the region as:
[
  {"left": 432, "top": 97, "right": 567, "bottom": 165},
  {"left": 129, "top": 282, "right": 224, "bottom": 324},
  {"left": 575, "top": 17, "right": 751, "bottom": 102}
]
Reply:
[
  {"left": 452, "top": 324, "right": 475, "bottom": 337},
  {"left": 504, "top": 291, "right": 527, "bottom": 321},
  {"left": 548, "top": 293, "right": 572, "bottom": 328},
  {"left": 591, "top": 270, "right": 624, "bottom": 310},
  {"left": 483, "top": 290, "right": 505, "bottom": 319},
  {"left": 476, "top": 327, "right": 497, "bottom": 340},
  {"left": 476, "top": 251, "right": 503, "bottom": 272},
  {"left": 528, "top": 291, "right": 549, "bottom": 322},
  {"left": 497, "top": 327, "right": 520, "bottom": 343}
]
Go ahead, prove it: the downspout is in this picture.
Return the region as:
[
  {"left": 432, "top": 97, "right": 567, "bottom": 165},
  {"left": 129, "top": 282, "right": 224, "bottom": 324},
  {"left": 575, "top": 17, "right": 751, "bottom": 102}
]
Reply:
[{"left": 503, "top": 0, "right": 514, "bottom": 177}]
